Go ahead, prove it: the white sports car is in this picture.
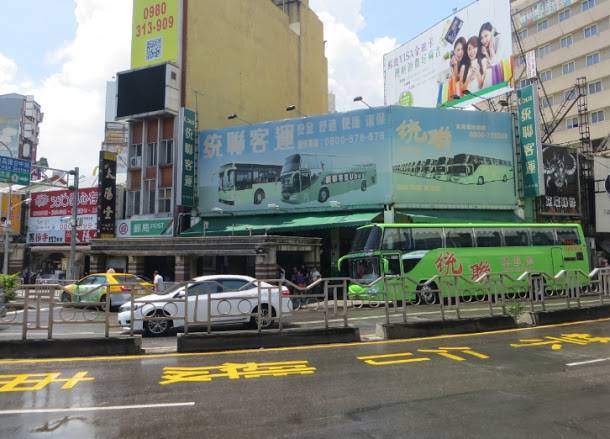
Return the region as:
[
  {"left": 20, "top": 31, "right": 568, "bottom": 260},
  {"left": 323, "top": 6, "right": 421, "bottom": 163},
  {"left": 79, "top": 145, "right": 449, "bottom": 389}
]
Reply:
[{"left": 118, "top": 275, "right": 291, "bottom": 336}]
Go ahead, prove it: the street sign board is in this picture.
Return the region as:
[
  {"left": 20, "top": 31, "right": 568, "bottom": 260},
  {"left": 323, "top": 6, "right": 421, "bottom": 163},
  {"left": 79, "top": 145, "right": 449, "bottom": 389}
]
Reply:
[
  {"left": 0, "top": 156, "right": 31, "bottom": 185},
  {"left": 516, "top": 84, "right": 544, "bottom": 197}
]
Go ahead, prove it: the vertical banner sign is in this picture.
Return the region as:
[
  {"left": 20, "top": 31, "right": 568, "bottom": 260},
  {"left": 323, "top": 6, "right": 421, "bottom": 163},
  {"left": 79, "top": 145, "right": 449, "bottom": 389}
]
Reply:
[
  {"left": 525, "top": 50, "right": 537, "bottom": 80},
  {"left": 517, "top": 84, "right": 544, "bottom": 197},
  {"left": 97, "top": 151, "right": 117, "bottom": 238},
  {"left": 131, "top": 0, "right": 180, "bottom": 69},
  {"left": 539, "top": 145, "right": 580, "bottom": 216},
  {"left": 181, "top": 108, "right": 197, "bottom": 207}
]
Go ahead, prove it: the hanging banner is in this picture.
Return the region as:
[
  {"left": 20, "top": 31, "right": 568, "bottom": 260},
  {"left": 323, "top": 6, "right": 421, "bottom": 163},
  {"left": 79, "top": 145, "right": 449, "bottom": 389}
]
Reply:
[
  {"left": 97, "top": 151, "right": 117, "bottom": 238},
  {"left": 538, "top": 145, "right": 580, "bottom": 216},
  {"left": 180, "top": 108, "right": 197, "bottom": 207},
  {"left": 517, "top": 84, "right": 544, "bottom": 197},
  {"left": 594, "top": 157, "right": 610, "bottom": 233}
]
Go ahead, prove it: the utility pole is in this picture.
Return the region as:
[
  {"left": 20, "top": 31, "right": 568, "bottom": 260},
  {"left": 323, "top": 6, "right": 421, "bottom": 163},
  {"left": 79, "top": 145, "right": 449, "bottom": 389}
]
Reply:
[
  {"left": 2, "top": 184, "right": 11, "bottom": 275},
  {"left": 68, "top": 167, "right": 79, "bottom": 280}
]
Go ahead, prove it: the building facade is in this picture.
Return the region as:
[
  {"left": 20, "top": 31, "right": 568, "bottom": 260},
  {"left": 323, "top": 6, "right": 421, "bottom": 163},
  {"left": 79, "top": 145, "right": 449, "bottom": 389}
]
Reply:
[
  {"left": 0, "top": 93, "right": 43, "bottom": 162},
  {"left": 511, "top": 0, "right": 610, "bottom": 149}
]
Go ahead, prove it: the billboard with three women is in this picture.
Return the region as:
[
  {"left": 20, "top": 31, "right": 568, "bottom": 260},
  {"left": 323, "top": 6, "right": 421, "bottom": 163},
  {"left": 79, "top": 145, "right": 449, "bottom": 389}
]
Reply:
[{"left": 384, "top": 0, "right": 513, "bottom": 108}]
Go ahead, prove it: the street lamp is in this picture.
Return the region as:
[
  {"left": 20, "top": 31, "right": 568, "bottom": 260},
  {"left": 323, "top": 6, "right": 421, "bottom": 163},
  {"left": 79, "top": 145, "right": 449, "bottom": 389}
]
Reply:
[
  {"left": 227, "top": 114, "right": 252, "bottom": 124},
  {"left": 67, "top": 167, "right": 79, "bottom": 280},
  {"left": 1, "top": 197, "right": 30, "bottom": 275},
  {"left": 353, "top": 96, "right": 372, "bottom": 108}
]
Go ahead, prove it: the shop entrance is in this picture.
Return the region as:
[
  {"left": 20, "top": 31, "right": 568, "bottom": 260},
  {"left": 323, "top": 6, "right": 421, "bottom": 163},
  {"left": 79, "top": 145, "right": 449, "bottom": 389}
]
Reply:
[{"left": 143, "top": 256, "right": 175, "bottom": 282}]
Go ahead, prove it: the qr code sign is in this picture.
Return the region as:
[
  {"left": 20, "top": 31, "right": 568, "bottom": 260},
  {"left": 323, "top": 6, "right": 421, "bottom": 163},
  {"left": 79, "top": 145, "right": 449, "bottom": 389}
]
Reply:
[{"left": 145, "top": 37, "right": 163, "bottom": 61}]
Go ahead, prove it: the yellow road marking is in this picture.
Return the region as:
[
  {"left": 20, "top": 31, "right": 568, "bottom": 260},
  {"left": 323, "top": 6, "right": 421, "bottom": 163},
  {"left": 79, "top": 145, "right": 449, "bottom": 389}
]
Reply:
[
  {"left": 0, "top": 371, "right": 94, "bottom": 392},
  {"left": 1, "top": 317, "right": 610, "bottom": 366}
]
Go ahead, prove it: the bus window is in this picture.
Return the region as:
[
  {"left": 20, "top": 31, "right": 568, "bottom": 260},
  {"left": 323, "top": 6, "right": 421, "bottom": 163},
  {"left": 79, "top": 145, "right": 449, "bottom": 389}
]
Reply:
[
  {"left": 412, "top": 228, "right": 443, "bottom": 250},
  {"left": 386, "top": 256, "right": 401, "bottom": 275},
  {"left": 235, "top": 171, "right": 252, "bottom": 190},
  {"left": 381, "top": 228, "right": 412, "bottom": 251},
  {"left": 475, "top": 229, "right": 502, "bottom": 247},
  {"left": 556, "top": 228, "right": 580, "bottom": 245},
  {"left": 402, "top": 257, "right": 420, "bottom": 274},
  {"left": 531, "top": 229, "right": 556, "bottom": 246},
  {"left": 445, "top": 228, "right": 474, "bottom": 248},
  {"left": 503, "top": 229, "right": 529, "bottom": 246},
  {"left": 351, "top": 226, "right": 382, "bottom": 252}
]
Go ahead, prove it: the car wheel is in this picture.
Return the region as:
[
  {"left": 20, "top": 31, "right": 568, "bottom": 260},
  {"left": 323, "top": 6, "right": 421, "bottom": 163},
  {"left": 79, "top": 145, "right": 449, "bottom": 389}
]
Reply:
[
  {"left": 502, "top": 174, "right": 508, "bottom": 182},
  {"left": 143, "top": 310, "right": 173, "bottom": 337},
  {"left": 318, "top": 188, "right": 329, "bottom": 203},
  {"left": 98, "top": 294, "right": 109, "bottom": 311},
  {"left": 250, "top": 305, "right": 276, "bottom": 329},
  {"left": 361, "top": 180, "right": 367, "bottom": 191},
  {"left": 477, "top": 176, "right": 485, "bottom": 185}
]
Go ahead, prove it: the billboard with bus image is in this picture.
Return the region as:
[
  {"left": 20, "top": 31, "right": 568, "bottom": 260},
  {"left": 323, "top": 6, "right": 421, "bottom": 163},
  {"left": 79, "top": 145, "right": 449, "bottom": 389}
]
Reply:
[{"left": 197, "top": 105, "right": 516, "bottom": 215}]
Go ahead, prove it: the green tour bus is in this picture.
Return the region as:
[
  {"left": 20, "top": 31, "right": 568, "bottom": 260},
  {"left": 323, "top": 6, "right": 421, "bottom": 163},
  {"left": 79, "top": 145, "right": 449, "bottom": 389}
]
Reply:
[
  {"left": 338, "top": 223, "right": 589, "bottom": 304},
  {"left": 447, "top": 154, "right": 513, "bottom": 186},
  {"left": 218, "top": 162, "right": 282, "bottom": 206},
  {"left": 280, "top": 153, "right": 377, "bottom": 204}
]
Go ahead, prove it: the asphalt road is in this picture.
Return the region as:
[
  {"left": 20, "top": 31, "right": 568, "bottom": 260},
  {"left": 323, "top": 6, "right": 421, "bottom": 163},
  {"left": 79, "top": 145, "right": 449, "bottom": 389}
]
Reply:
[{"left": 2, "top": 319, "right": 610, "bottom": 438}]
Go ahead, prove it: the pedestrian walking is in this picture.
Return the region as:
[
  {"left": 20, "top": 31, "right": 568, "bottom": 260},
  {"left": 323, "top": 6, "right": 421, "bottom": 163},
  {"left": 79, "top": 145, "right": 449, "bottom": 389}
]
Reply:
[{"left": 153, "top": 270, "right": 164, "bottom": 292}]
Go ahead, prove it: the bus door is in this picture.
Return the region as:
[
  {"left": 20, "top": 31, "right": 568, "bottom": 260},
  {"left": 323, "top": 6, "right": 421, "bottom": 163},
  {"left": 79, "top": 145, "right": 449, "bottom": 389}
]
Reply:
[
  {"left": 551, "top": 247, "right": 565, "bottom": 276},
  {"left": 381, "top": 253, "right": 402, "bottom": 302}
]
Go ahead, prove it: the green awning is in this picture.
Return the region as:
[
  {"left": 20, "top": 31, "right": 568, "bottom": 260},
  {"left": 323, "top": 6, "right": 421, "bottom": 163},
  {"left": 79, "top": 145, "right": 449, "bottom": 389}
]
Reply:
[
  {"left": 180, "top": 211, "right": 383, "bottom": 237},
  {"left": 398, "top": 209, "right": 525, "bottom": 224}
]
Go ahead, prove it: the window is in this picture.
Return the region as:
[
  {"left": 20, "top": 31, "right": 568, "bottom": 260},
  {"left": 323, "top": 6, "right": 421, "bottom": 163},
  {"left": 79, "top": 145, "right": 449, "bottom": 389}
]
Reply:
[
  {"left": 562, "top": 61, "right": 575, "bottom": 75},
  {"left": 560, "top": 35, "right": 573, "bottom": 48},
  {"left": 566, "top": 116, "right": 579, "bottom": 129},
  {"left": 586, "top": 53, "right": 600, "bottom": 66},
  {"left": 537, "top": 44, "right": 552, "bottom": 58},
  {"left": 158, "top": 187, "right": 172, "bottom": 213},
  {"left": 385, "top": 256, "right": 401, "bottom": 276},
  {"left": 542, "top": 96, "right": 554, "bottom": 108},
  {"left": 584, "top": 24, "right": 598, "bottom": 38},
  {"left": 381, "top": 228, "right": 412, "bottom": 251},
  {"left": 582, "top": 0, "right": 596, "bottom": 12},
  {"left": 519, "top": 78, "right": 534, "bottom": 89},
  {"left": 517, "top": 29, "right": 528, "bottom": 41},
  {"left": 556, "top": 228, "right": 580, "bottom": 245},
  {"left": 475, "top": 229, "right": 502, "bottom": 247},
  {"left": 127, "top": 191, "right": 140, "bottom": 216},
  {"left": 559, "top": 8, "right": 571, "bottom": 22},
  {"left": 537, "top": 19, "right": 549, "bottom": 32},
  {"left": 517, "top": 55, "right": 526, "bottom": 66},
  {"left": 412, "top": 228, "right": 443, "bottom": 250},
  {"left": 129, "top": 143, "right": 142, "bottom": 159},
  {"left": 445, "top": 228, "right": 474, "bottom": 248},
  {"left": 540, "top": 70, "right": 553, "bottom": 82},
  {"left": 145, "top": 179, "right": 155, "bottom": 214},
  {"left": 219, "top": 279, "right": 249, "bottom": 291},
  {"left": 564, "top": 88, "right": 576, "bottom": 102},
  {"left": 592, "top": 110, "right": 605, "bottom": 124},
  {"left": 187, "top": 282, "right": 220, "bottom": 296},
  {"left": 147, "top": 142, "right": 157, "bottom": 167},
  {"left": 503, "top": 229, "right": 529, "bottom": 246},
  {"left": 531, "top": 229, "right": 556, "bottom": 246},
  {"left": 589, "top": 81, "right": 602, "bottom": 94},
  {"left": 402, "top": 257, "right": 421, "bottom": 274},
  {"left": 159, "top": 139, "right": 173, "bottom": 165}
]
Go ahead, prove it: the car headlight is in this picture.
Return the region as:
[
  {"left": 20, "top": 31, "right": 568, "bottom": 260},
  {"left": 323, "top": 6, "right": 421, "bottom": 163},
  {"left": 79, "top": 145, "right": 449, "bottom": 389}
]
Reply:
[{"left": 119, "top": 303, "right": 143, "bottom": 312}]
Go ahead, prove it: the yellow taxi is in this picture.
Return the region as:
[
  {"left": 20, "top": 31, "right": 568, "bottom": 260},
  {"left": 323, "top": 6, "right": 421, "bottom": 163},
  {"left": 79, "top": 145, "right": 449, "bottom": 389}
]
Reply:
[{"left": 61, "top": 273, "right": 154, "bottom": 309}]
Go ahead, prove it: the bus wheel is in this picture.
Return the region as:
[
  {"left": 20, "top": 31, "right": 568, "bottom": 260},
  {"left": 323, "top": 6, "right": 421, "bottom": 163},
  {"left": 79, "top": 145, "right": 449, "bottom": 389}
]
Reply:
[
  {"left": 254, "top": 189, "right": 265, "bottom": 205},
  {"left": 477, "top": 176, "right": 485, "bottom": 185},
  {"left": 502, "top": 174, "right": 508, "bottom": 182},
  {"left": 417, "top": 283, "right": 438, "bottom": 305},
  {"left": 361, "top": 180, "right": 367, "bottom": 191},
  {"left": 318, "top": 188, "right": 329, "bottom": 203}
]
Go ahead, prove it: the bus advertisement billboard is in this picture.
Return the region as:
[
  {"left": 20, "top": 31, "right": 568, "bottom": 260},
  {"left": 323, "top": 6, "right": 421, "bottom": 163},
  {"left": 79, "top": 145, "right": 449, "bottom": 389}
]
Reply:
[
  {"left": 197, "top": 106, "right": 516, "bottom": 215},
  {"left": 383, "top": 0, "right": 513, "bottom": 109}
]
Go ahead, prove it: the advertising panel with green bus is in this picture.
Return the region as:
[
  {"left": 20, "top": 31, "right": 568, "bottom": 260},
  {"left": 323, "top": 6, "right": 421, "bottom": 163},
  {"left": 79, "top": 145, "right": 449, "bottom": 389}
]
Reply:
[
  {"left": 338, "top": 223, "right": 589, "bottom": 304},
  {"left": 197, "top": 105, "right": 516, "bottom": 215}
]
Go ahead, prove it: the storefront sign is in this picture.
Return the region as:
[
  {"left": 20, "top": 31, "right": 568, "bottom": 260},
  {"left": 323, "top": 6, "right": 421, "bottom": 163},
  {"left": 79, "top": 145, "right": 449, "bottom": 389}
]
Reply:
[
  {"left": 383, "top": 0, "right": 513, "bottom": 108},
  {"left": 0, "top": 156, "right": 31, "bottom": 185},
  {"left": 116, "top": 218, "right": 173, "bottom": 238},
  {"left": 198, "top": 105, "right": 516, "bottom": 214},
  {"left": 0, "top": 193, "right": 22, "bottom": 235},
  {"left": 517, "top": 84, "right": 544, "bottom": 197},
  {"left": 97, "top": 151, "right": 117, "bottom": 238},
  {"left": 30, "top": 188, "right": 98, "bottom": 217},
  {"left": 131, "top": 0, "right": 180, "bottom": 69},
  {"left": 513, "top": 0, "right": 578, "bottom": 31},
  {"left": 180, "top": 108, "right": 197, "bottom": 207},
  {"left": 538, "top": 145, "right": 580, "bottom": 216}
]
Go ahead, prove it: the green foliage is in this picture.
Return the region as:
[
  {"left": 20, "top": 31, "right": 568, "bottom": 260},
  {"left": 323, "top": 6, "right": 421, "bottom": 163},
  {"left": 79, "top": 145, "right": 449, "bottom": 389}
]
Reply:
[
  {"left": 0, "top": 273, "right": 20, "bottom": 302},
  {"left": 506, "top": 299, "right": 526, "bottom": 321}
]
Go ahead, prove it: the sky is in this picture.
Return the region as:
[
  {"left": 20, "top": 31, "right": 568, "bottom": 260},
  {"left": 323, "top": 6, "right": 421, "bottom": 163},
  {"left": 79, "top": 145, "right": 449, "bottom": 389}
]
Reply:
[{"left": 0, "top": 0, "right": 475, "bottom": 176}]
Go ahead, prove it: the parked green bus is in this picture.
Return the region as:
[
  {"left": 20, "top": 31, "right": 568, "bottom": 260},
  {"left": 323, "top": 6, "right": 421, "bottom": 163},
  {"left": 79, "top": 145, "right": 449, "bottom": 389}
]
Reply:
[
  {"left": 280, "top": 153, "right": 377, "bottom": 204},
  {"left": 218, "top": 163, "right": 282, "bottom": 206},
  {"left": 447, "top": 154, "right": 513, "bottom": 185},
  {"left": 338, "top": 223, "right": 589, "bottom": 304}
]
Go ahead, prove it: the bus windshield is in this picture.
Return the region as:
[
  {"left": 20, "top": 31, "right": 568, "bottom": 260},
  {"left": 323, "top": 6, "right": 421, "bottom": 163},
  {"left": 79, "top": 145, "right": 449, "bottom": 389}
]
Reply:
[
  {"left": 349, "top": 257, "right": 380, "bottom": 282},
  {"left": 219, "top": 169, "right": 234, "bottom": 190},
  {"left": 351, "top": 226, "right": 381, "bottom": 252},
  {"left": 282, "top": 155, "right": 301, "bottom": 173}
]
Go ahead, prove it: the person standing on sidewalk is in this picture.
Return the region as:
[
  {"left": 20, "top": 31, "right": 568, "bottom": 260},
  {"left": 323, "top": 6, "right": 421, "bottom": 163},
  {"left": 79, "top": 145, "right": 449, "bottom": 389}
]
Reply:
[{"left": 153, "top": 270, "right": 164, "bottom": 292}]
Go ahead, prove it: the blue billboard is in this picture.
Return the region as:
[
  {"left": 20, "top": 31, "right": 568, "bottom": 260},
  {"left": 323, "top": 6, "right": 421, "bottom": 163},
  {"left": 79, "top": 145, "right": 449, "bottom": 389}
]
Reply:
[{"left": 197, "top": 106, "right": 516, "bottom": 215}]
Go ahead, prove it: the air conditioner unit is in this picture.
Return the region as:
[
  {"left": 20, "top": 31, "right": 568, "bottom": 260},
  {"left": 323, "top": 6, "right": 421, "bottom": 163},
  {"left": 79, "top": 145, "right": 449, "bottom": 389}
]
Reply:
[{"left": 129, "top": 156, "right": 142, "bottom": 168}]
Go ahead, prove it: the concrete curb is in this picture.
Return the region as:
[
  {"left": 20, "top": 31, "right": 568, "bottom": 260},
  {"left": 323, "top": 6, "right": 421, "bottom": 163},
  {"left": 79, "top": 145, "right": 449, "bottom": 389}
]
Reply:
[
  {"left": 377, "top": 316, "right": 517, "bottom": 339},
  {"left": 177, "top": 327, "right": 360, "bottom": 352},
  {"left": 0, "top": 336, "right": 143, "bottom": 359},
  {"left": 524, "top": 304, "right": 610, "bottom": 326}
]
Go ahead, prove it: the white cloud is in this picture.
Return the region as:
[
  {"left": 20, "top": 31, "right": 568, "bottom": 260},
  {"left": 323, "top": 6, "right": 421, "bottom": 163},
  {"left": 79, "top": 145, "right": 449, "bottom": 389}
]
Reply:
[
  {"left": 0, "top": 0, "right": 132, "bottom": 177},
  {"left": 310, "top": 1, "right": 396, "bottom": 111}
]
